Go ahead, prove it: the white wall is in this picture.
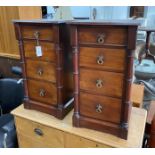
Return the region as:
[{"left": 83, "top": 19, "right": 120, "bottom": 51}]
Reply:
[
  {"left": 145, "top": 6, "right": 155, "bottom": 27},
  {"left": 46, "top": 6, "right": 155, "bottom": 26},
  {"left": 71, "top": 6, "right": 129, "bottom": 20},
  {"left": 147, "top": 6, "right": 155, "bottom": 16},
  {"left": 112, "top": 7, "right": 129, "bottom": 19},
  {"left": 70, "top": 6, "right": 90, "bottom": 18}
]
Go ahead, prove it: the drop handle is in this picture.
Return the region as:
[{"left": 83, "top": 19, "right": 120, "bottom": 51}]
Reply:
[
  {"left": 97, "top": 34, "right": 105, "bottom": 44},
  {"left": 34, "top": 128, "right": 43, "bottom": 136},
  {"left": 97, "top": 55, "right": 104, "bottom": 65},
  {"left": 39, "top": 89, "right": 46, "bottom": 97},
  {"left": 34, "top": 31, "right": 40, "bottom": 46},
  {"left": 96, "top": 104, "right": 103, "bottom": 113},
  {"left": 96, "top": 79, "right": 103, "bottom": 88},
  {"left": 37, "top": 68, "right": 43, "bottom": 76}
]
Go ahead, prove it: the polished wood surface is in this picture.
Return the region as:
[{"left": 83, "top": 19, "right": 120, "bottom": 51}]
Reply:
[
  {"left": 21, "top": 25, "right": 54, "bottom": 41},
  {"left": 27, "top": 79, "right": 57, "bottom": 105},
  {"left": 12, "top": 104, "right": 147, "bottom": 148},
  {"left": 79, "top": 47, "right": 126, "bottom": 72},
  {"left": 24, "top": 41, "right": 56, "bottom": 62},
  {"left": 26, "top": 59, "right": 56, "bottom": 82},
  {"left": 80, "top": 68, "right": 124, "bottom": 98},
  {"left": 14, "top": 21, "right": 73, "bottom": 119},
  {"left": 78, "top": 26, "right": 127, "bottom": 45},
  {"left": 80, "top": 92, "right": 121, "bottom": 123},
  {"left": 70, "top": 21, "right": 139, "bottom": 139}
]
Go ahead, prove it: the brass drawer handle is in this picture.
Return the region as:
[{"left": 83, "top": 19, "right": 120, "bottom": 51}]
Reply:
[
  {"left": 97, "top": 55, "right": 104, "bottom": 65},
  {"left": 39, "top": 89, "right": 46, "bottom": 97},
  {"left": 34, "top": 128, "right": 43, "bottom": 136},
  {"left": 34, "top": 31, "right": 40, "bottom": 46},
  {"left": 96, "top": 79, "right": 103, "bottom": 88},
  {"left": 37, "top": 68, "right": 43, "bottom": 76},
  {"left": 97, "top": 34, "right": 105, "bottom": 44},
  {"left": 96, "top": 104, "right": 103, "bottom": 113}
]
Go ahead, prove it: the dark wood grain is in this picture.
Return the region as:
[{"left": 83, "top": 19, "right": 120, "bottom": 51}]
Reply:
[
  {"left": 23, "top": 40, "right": 56, "bottom": 62},
  {"left": 14, "top": 21, "right": 73, "bottom": 119},
  {"left": 27, "top": 79, "right": 57, "bottom": 105},
  {"left": 79, "top": 47, "right": 125, "bottom": 72},
  {"left": 14, "top": 23, "right": 30, "bottom": 109},
  {"left": 80, "top": 68, "right": 124, "bottom": 98},
  {"left": 26, "top": 59, "right": 56, "bottom": 82},
  {"left": 78, "top": 26, "right": 127, "bottom": 45},
  {"left": 21, "top": 24, "right": 54, "bottom": 41},
  {"left": 80, "top": 92, "right": 121, "bottom": 124},
  {"left": 71, "top": 21, "right": 138, "bottom": 139}
]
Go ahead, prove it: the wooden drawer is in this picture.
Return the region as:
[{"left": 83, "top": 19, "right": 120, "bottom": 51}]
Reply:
[
  {"left": 26, "top": 59, "right": 56, "bottom": 82},
  {"left": 80, "top": 68, "right": 124, "bottom": 98},
  {"left": 80, "top": 47, "right": 125, "bottom": 72},
  {"left": 27, "top": 79, "right": 57, "bottom": 105},
  {"left": 64, "top": 133, "right": 111, "bottom": 148},
  {"left": 78, "top": 26, "right": 127, "bottom": 45},
  {"left": 15, "top": 116, "right": 64, "bottom": 147},
  {"left": 80, "top": 92, "right": 121, "bottom": 124},
  {"left": 21, "top": 25, "right": 54, "bottom": 41},
  {"left": 23, "top": 40, "right": 56, "bottom": 62}
]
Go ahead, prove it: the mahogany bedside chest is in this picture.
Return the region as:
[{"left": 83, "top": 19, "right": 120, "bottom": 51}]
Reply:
[
  {"left": 13, "top": 20, "right": 73, "bottom": 119},
  {"left": 68, "top": 20, "right": 139, "bottom": 139}
]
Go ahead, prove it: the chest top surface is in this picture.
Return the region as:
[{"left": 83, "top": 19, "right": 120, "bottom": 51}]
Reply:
[{"left": 67, "top": 19, "right": 140, "bottom": 26}]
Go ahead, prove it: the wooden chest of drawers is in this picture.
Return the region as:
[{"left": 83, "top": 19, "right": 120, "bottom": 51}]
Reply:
[
  {"left": 14, "top": 20, "right": 73, "bottom": 119},
  {"left": 68, "top": 20, "right": 139, "bottom": 139}
]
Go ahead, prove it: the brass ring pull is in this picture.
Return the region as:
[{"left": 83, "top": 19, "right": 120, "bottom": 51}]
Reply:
[
  {"left": 34, "top": 128, "right": 43, "bottom": 136},
  {"left": 96, "top": 79, "right": 103, "bottom": 88},
  {"left": 97, "top": 34, "right": 105, "bottom": 44},
  {"left": 97, "top": 55, "right": 104, "bottom": 64},
  {"left": 37, "top": 69, "right": 43, "bottom": 76},
  {"left": 96, "top": 104, "right": 103, "bottom": 113},
  {"left": 34, "top": 31, "right": 40, "bottom": 46},
  {"left": 39, "top": 89, "right": 46, "bottom": 97}
]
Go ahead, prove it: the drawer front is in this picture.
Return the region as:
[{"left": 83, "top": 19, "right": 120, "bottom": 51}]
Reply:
[
  {"left": 80, "top": 92, "right": 121, "bottom": 124},
  {"left": 78, "top": 26, "right": 127, "bottom": 45},
  {"left": 21, "top": 25, "right": 54, "bottom": 41},
  {"left": 24, "top": 40, "right": 56, "bottom": 62},
  {"left": 80, "top": 68, "right": 124, "bottom": 97},
  {"left": 26, "top": 59, "right": 56, "bottom": 82},
  {"left": 27, "top": 79, "right": 57, "bottom": 105},
  {"left": 80, "top": 47, "right": 125, "bottom": 72},
  {"left": 64, "top": 132, "right": 111, "bottom": 148},
  {"left": 15, "top": 117, "right": 64, "bottom": 147}
]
